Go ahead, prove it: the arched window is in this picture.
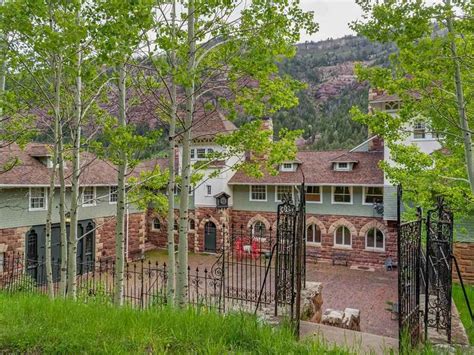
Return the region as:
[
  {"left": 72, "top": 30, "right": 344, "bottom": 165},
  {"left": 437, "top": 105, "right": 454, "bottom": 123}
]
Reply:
[
  {"left": 306, "top": 224, "right": 321, "bottom": 244},
  {"left": 334, "top": 226, "right": 351, "bottom": 247},
  {"left": 152, "top": 218, "right": 161, "bottom": 231},
  {"left": 366, "top": 228, "right": 385, "bottom": 251},
  {"left": 189, "top": 219, "right": 195, "bottom": 231},
  {"left": 252, "top": 221, "right": 266, "bottom": 238}
]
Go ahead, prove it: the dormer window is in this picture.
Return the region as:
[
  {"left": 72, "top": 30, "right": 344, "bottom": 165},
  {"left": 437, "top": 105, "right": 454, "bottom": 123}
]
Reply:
[
  {"left": 334, "top": 162, "right": 352, "bottom": 171},
  {"left": 281, "top": 163, "right": 294, "bottom": 172}
]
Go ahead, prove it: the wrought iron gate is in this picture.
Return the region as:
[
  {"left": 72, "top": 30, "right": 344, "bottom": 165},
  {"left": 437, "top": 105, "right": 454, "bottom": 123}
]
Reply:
[
  {"left": 397, "top": 187, "right": 423, "bottom": 348},
  {"left": 398, "top": 188, "right": 457, "bottom": 349},
  {"left": 215, "top": 184, "right": 305, "bottom": 331},
  {"left": 424, "top": 198, "right": 454, "bottom": 343}
]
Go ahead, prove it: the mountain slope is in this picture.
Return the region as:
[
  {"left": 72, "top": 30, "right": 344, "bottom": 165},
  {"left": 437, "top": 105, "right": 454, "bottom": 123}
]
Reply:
[{"left": 269, "top": 35, "right": 394, "bottom": 150}]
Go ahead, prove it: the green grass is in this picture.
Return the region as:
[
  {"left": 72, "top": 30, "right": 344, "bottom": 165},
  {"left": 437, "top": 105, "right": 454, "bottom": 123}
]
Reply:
[
  {"left": 452, "top": 283, "right": 474, "bottom": 344},
  {"left": 0, "top": 293, "right": 349, "bottom": 354}
]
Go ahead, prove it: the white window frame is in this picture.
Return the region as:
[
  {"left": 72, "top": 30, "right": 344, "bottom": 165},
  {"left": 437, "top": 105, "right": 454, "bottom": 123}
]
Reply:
[
  {"left": 109, "top": 186, "right": 118, "bottom": 204},
  {"left": 280, "top": 163, "right": 293, "bottom": 172},
  {"left": 29, "top": 187, "right": 47, "bottom": 211},
  {"left": 152, "top": 218, "right": 161, "bottom": 231},
  {"left": 275, "top": 185, "right": 293, "bottom": 202},
  {"left": 332, "top": 186, "right": 353, "bottom": 205},
  {"left": 413, "top": 122, "right": 427, "bottom": 140},
  {"left": 193, "top": 147, "right": 215, "bottom": 161},
  {"left": 306, "top": 224, "right": 321, "bottom": 246},
  {"left": 365, "top": 228, "right": 385, "bottom": 252},
  {"left": 252, "top": 221, "right": 266, "bottom": 238},
  {"left": 334, "top": 162, "right": 352, "bottom": 171},
  {"left": 82, "top": 186, "right": 96, "bottom": 207},
  {"left": 196, "top": 148, "right": 206, "bottom": 159},
  {"left": 206, "top": 185, "right": 212, "bottom": 196},
  {"left": 334, "top": 226, "right": 352, "bottom": 249},
  {"left": 362, "top": 186, "right": 384, "bottom": 205},
  {"left": 249, "top": 185, "right": 267, "bottom": 202},
  {"left": 305, "top": 185, "right": 322, "bottom": 204}
]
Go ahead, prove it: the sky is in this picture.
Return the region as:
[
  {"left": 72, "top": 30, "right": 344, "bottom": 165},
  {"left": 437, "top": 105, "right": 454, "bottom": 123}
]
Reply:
[{"left": 300, "top": 0, "right": 364, "bottom": 42}]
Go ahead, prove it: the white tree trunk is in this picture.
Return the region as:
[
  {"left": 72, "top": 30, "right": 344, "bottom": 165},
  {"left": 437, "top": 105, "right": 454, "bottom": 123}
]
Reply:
[
  {"left": 114, "top": 63, "right": 127, "bottom": 306},
  {"left": 67, "top": 24, "right": 82, "bottom": 298},
  {"left": 445, "top": 1, "right": 474, "bottom": 194},
  {"left": 57, "top": 117, "right": 67, "bottom": 297},
  {"left": 166, "top": 0, "right": 177, "bottom": 304},
  {"left": 175, "top": 0, "right": 195, "bottom": 306},
  {"left": 0, "top": 0, "right": 5, "bottom": 123}
]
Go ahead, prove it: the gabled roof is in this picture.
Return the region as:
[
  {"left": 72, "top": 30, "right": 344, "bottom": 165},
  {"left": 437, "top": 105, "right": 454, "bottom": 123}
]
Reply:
[
  {"left": 132, "top": 157, "right": 169, "bottom": 178},
  {"left": 329, "top": 152, "right": 360, "bottom": 164},
  {"left": 0, "top": 143, "right": 117, "bottom": 186},
  {"left": 228, "top": 150, "right": 383, "bottom": 186},
  {"left": 185, "top": 110, "right": 237, "bottom": 141}
]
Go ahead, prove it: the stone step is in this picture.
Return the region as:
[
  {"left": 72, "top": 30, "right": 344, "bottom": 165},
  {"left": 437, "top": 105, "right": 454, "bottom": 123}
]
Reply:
[{"left": 300, "top": 321, "right": 398, "bottom": 354}]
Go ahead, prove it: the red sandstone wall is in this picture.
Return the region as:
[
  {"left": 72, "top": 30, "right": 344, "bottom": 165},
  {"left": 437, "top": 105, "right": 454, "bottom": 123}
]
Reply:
[
  {"left": 95, "top": 212, "right": 146, "bottom": 261},
  {"left": 145, "top": 207, "right": 397, "bottom": 267},
  {"left": 0, "top": 226, "right": 27, "bottom": 257},
  {"left": 453, "top": 242, "right": 474, "bottom": 285},
  {"left": 230, "top": 210, "right": 397, "bottom": 267},
  {"left": 146, "top": 209, "right": 197, "bottom": 252}
]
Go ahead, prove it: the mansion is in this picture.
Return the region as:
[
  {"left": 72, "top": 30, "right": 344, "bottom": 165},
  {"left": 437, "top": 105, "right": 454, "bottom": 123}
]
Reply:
[{"left": 0, "top": 90, "right": 444, "bottom": 269}]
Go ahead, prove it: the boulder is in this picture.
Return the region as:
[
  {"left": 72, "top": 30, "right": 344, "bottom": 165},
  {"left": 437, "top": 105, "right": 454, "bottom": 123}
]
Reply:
[
  {"left": 300, "top": 282, "right": 323, "bottom": 322},
  {"left": 321, "top": 309, "right": 344, "bottom": 327},
  {"left": 342, "top": 308, "right": 361, "bottom": 331}
]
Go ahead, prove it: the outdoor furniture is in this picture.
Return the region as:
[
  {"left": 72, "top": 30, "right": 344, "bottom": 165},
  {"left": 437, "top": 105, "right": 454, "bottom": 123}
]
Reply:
[
  {"left": 332, "top": 251, "right": 349, "bottom": 266},
  {"left": 235, "top": 238, "right": 261, "bottom": 260},
  {"left": 385, "top": 257, "right": 398, "bottom": 271}
]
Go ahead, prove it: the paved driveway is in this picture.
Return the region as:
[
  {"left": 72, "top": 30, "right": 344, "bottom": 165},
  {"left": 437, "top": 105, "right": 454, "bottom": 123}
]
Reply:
[{"left": 305, "top": 262, "right": 398, "bottom": 338}]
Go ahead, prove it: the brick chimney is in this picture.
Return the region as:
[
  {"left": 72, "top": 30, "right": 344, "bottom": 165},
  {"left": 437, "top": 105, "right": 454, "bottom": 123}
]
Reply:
[{"left": 368, "top": 136, "right": 383, "bottom": 152}]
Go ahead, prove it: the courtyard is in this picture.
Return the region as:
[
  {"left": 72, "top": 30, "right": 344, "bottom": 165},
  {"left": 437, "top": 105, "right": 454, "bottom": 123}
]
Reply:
[{"left": 144, "top": 250, "right": 398, "bottom": 339}]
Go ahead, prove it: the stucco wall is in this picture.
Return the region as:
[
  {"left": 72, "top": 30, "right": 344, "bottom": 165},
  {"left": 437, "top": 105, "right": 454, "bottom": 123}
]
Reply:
[
  {"left": 231, "top": 185, "right": 383, "bottom": 218},
  {"left": 0, "top": 186, "right": 142, "bottom": 229}
]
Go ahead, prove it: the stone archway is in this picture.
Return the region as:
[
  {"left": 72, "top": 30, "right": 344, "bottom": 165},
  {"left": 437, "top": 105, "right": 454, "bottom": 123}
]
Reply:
[
  {"left": 306, "top": 216, "right": 327, "bottom": 235},
  {"left": 247, "top": 214, "right": 271, "bottom": 231},
  {"left": 358, "top": 220, "right": 387, "bottom": 237},
  {"left": 328, "top": 218, "right": 357, "bottom": 236}
]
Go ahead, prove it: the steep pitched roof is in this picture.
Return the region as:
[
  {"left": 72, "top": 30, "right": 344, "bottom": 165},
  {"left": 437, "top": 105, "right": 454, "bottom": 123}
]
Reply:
[
  {"left": 228, "top": 150, "right": 383, "bottom": 186},
  {"left": 0, "top": 143, "right": 117, "bottom": 186},
  {"left": 132, "top": 157, "right": 169, "bottom": 177},
  {"left": 184, "top": 110, "right": 237, "bottom": 141}
]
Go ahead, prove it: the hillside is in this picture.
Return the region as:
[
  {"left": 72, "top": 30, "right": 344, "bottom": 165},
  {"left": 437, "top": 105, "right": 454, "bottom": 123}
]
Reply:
[{"left": 265, "top": 35, "right": 394, "bottom": 150}]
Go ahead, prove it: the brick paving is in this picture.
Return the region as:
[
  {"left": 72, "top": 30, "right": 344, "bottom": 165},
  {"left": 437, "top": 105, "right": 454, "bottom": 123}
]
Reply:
[
  {"left": 305, "top": 261, "right": 398, "bottom": 338},
  {"left": 144, "top": 250, "right": 398, "bottom": 338}
]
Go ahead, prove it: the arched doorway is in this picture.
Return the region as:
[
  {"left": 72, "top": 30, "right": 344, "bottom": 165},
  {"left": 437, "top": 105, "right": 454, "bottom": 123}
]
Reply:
[{"left": 204, "top": 221, "right": 217, "bottom": 253}]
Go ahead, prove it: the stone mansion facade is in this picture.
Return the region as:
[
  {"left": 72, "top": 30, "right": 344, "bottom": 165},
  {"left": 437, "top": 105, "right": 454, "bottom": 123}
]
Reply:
[{"left": 1, "top": 90, "right": 456, "bottom": 270}]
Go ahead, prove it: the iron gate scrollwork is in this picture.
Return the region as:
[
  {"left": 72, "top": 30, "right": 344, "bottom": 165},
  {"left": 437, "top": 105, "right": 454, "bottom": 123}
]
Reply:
[
  {"left": 424, "top": 197, "right": 454, "bottom": 343},
  {"left": 397, "top": 186, "right": 423, "bottom": 349},
  {"left": 212, "top": 183, "right": 305, "bottom": 333}
]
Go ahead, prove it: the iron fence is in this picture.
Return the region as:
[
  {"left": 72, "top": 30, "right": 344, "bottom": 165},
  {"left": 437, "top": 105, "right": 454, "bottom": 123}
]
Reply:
[{"left": 0, "top": 253, "right": 222, "bottom": 311}]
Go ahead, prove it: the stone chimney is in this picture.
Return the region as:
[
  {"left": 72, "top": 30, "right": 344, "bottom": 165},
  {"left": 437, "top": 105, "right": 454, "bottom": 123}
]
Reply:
[{"left": 261, "top": 116, "right": 273, "bottom": 142}]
